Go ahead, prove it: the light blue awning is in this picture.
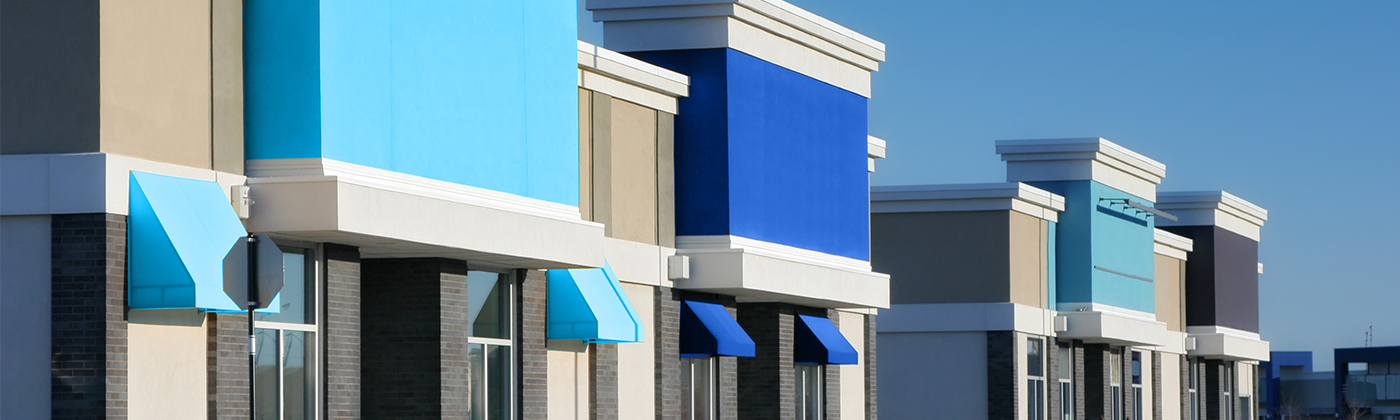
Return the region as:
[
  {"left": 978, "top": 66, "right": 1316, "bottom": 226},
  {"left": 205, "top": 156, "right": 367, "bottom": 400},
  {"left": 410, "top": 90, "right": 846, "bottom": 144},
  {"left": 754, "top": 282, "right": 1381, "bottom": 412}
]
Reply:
[
  {"left": 128, "top": 171, "right": 249, "bottom": 312},
  {"left": 794, "top": 314, "right": 858, "bottom": 365},
  {"left": 546, "top": 261, "right": 643, "bottom": 343}
]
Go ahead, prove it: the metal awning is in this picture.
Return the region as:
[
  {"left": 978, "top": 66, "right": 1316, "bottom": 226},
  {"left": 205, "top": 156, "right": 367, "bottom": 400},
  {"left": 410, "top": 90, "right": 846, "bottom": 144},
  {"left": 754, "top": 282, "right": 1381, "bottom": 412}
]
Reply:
[
  {"left": 546, "top": 261, "right": 643, "bottom": 343},
  {"left": 794, "top": 314, "right": 858, "bottom": 365},
  {"left": 680, "top": 300, "right": 755, "bottom": 357},
  {"left": 128, "top": 171, "right": 248, "bottom": 312}
]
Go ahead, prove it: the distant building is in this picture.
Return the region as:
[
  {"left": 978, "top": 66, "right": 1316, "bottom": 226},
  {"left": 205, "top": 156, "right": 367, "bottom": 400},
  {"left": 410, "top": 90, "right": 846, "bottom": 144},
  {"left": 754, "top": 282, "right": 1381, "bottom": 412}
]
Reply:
[
  {"left": 873, "top": 138, "right": 1270, "bottom": 420},
  {"left": 1260, "top": 347, "right": 1400, "bottom": 420}
]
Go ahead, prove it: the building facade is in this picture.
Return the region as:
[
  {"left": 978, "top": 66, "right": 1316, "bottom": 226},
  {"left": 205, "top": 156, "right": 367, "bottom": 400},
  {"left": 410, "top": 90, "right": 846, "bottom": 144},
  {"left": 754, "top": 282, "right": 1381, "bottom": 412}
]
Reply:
[
  {"left": 0, "top": 0, "right": 885, "bottom": 419},
  {"left": 872, "top": 138, "right": 1271, "bottom": 420}
]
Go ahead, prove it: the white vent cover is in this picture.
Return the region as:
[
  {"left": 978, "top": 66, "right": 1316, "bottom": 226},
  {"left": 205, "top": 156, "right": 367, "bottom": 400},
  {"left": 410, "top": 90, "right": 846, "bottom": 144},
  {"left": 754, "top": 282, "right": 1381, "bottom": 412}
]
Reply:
[
  {"left": 1185, "top": 336, "right": 1198, "bottom": 351},
  {"left": 1053, "top": 315, "right": 1069, "bottom": 333},
  {"left": 667, "top": 255, "right": 690, "bottom": 280}
]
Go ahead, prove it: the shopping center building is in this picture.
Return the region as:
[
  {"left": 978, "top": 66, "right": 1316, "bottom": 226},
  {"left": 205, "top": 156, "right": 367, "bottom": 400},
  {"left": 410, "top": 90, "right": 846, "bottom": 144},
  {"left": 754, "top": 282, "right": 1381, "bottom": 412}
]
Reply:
[{"left": 0, "top": 0, "right": 885, "bottom": 419}]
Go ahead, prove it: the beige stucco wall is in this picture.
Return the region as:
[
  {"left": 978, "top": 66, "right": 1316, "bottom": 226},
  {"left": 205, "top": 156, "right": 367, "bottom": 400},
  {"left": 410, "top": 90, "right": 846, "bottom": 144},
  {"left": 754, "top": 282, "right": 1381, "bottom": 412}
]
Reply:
[
  {"left": 1161, "top": 354, "right": 1182, "bottom": 420},
  {"left": 100, "top": 0, "right": 213, "bottom": 169},
  {"left": 617, "top": 283, "right": 656, "bottom": 420},
  {"left": 127, "top": 310, "right": 208, "bottom": 420},
  {"left": 1009, "top": 213, "right": 1049, "bottom": 309},
  {"left": 579, "top": 89, "right": 594, "bottom": 221},
  {"left": 872, "top": 211, "right": 1011, "bottom": 305},
  {"left": 547, "top": 345, "right": 591, "bottom": 420},
  {"left": 606, "top": 99, "right": 659, "bottom": 245},
  {"left": 839, "top": 311, "right": 867, "bottom": 420},
  {"left": 1155, "top": 254, "right": 1186, "bottom": 331}
]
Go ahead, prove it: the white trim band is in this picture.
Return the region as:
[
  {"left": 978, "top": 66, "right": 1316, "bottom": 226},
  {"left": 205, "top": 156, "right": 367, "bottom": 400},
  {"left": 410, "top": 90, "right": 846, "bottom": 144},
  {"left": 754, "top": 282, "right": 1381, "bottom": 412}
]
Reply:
[
  {"left": 996, "top": 137, "right": 1167, "bottom": 201},
  {"left": 871, "top": 182, "right": 1066, "bottom": 222}
]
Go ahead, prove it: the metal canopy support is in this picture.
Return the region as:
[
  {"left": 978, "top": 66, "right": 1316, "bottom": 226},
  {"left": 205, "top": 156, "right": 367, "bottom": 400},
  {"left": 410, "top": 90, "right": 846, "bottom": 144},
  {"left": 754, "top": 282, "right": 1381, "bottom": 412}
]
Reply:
[{"left": 1100, "top": 198, "right": 1179, "bottom": 222}]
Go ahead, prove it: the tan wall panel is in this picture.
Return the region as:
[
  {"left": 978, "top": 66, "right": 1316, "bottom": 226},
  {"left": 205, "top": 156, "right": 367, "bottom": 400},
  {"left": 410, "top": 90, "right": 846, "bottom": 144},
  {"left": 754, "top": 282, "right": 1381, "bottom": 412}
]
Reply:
[
  {"left": 871, "top": 211, "right": 1011, "bottom": 304},
  {"left": 605, "top": 99, "right": 659, "bottom": 245},
  {"left": 547, "top": 347, "right": 591, "bottom": 420},
  {"left": 590, "top": 93, "right": 613, "bottom": 230},
  {"left": 579, "top": 89, "right": 593, "bottom": 221},
  {"left": 128, "top": 311, "right": 208, "bottom": 420},
  {"left": 656, "top": 112, "right": 676, "bottom": 248},
  {"left": 1008, "top": 213, "right": 1048, "bottom": 308},
  {"left": 100, "top": 0, "right": 212, "bottom": 169},
  {"left": 1155, "top": 254, "right": 1185, "bottom": 331},
  {"left": 211, "top": 0, "right": 243, "bottom": 174},
  {"left": 617, "top": 283, "right": 656, "bottom": 420},
  {"left": 839, "top": 312, "right": 867, "bottom": 420},
  {"left": 1161, "top": 354, "right": 1182, "bottom": 420}
]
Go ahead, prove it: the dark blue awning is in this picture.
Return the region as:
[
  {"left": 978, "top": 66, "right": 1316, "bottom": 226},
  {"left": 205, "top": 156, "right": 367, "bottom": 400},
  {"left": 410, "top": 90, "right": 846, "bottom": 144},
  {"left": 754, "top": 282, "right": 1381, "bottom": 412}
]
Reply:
[
  {"left": 794, "top": 314, "right": 858, "bottom": 365},
  {"left": 680, "top": 300, "right": 755, "bottom": 358}
]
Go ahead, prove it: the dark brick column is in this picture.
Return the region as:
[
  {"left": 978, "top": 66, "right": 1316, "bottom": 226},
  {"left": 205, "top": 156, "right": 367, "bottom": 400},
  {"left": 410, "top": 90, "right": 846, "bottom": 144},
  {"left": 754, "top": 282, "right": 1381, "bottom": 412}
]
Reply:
[
  {"left": 719, "top": 355, "right": 739, "bottom": 420},
  {"left": 986, "top": 331, "right": 1018, "bottom": 420},
  {"left": 1181, "top": 356, "right": 1193, "bottom": 420},
  {"left": 1050, "top": 340, "right": 1063, "bottom": 420},
  {"left": 208, "top": 313, "right": 249, "bottom": 419},
  {"left": 1084, "top": 343, "right": 1111, "bottom": 420},
  {"left": 50, "top": 214, "right": 128, "bottom": 420},
  {"left": 590, "top": 342, "right": 619, "bottom": 420},
  {"left": 1152, "top": 351, "right": 1163, "bottom": 420},
  {"left": 360, "top": 258, "right": 470, "bottom": 419},
  {"left": 824, "top": 310, "right": 842, "bottom": 420},
  {"left": 655, "top": 287, "right": 681, "bottom": 420},
  {"left": 518, "top": 269, "right": 548, "bottom": 420},
  {"left": 1073, "top": 341, "right": 1086, "bottom": 420},
  {"left": 737, "top": 303, "right": 796, "bottom": 420},
  {"left": 1205, "top": 360, "right": 1224, "bottom": 420},
  {"left": 865, "top": 314, "right": 877, "bottom": 420},
  {"left": 324, "top": 244, "right": 361, "bottom": 419}
]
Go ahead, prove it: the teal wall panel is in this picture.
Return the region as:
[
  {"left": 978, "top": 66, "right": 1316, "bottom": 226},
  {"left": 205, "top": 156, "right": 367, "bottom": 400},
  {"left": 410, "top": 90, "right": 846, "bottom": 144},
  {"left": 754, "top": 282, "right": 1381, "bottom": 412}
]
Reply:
[{"left": 1036, "top": 180, "right": 1156, "bottom": 313}]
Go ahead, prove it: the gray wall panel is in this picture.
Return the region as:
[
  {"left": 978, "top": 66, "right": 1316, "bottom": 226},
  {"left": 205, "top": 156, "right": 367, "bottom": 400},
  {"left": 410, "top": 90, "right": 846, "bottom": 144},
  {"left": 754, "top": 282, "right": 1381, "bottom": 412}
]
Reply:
[
  {"left": 0, "top": 0, "right": 101, "bottom": 154},
  {"left": 0, "top": 215, "right": 52, "bottom": 419}
]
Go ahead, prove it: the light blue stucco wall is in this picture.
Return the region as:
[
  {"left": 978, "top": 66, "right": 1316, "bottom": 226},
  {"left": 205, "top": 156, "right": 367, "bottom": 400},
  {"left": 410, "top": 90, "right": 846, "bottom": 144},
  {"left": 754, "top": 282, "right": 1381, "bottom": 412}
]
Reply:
[
  {"left": 1034, "top": 180, "right": 1156, "bottom": 312},
  {"left": 245, "top": 0, "right": 579, "bottom": 206}
]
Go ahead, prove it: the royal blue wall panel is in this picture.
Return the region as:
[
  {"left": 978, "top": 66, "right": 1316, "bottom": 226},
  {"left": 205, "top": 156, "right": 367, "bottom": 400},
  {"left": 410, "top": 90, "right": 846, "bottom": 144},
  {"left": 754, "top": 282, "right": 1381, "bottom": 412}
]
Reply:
[
  {"left": 245, "top": 0, "right": 578, "bottom": 206},
  {"left": 1034, "top": 180, "right": 1155, "bottom": 312},
  {"left": 633, "top": 49, "right": 869, "bottom": 260}
]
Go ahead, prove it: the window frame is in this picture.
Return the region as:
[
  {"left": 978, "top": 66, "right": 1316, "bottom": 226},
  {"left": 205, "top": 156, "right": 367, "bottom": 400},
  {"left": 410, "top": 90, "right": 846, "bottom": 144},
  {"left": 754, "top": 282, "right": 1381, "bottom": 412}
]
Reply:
[
  {"left": 795, "top": 363, "right": 824, "bottom": 420},
  {"left": 252, "top": 243, "right": 323, "bottom": 420},
  {"left": 1027, "top": 338, "right": 1046, "bottom": 420},
  {"left": 681, "top": 356, "right": 719, "bottom": 420},
  {"left": 467, "top": 269, "right": 517, "bottom": 420}
]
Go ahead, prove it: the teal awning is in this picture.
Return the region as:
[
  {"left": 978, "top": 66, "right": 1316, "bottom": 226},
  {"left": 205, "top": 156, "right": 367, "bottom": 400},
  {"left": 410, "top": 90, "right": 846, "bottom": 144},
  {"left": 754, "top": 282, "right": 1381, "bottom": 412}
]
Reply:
[
  {"left": 128, "top": 171, "right": 249, "bottom": 312},
  {"left": 546, "top": 261, "right": 643, "bottom": 343}
]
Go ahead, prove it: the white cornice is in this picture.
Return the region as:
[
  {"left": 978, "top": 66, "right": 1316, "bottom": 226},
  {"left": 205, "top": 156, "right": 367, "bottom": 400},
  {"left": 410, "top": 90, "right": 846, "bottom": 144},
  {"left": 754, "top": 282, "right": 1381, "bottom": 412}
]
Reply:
[
  {"left": 1153, "top": 228, "right": 1193, "bottom": 259},
  {"left": 867, "top": 135, "right": 886, "bottom": 172},
  {"left": 995, "top": 137, "right": 1166, "bottom": 201},
  {"left": 246, "top": 158, "right": 584, "bottom": 224},
  {"left": 675, "top": 234, "right": 871, "bottom": 273},
  {"left": 587, "top": 0, "right": 884, "bottom": 97},
  {"left": 871, "top": 182, "right": 1065, "bottom": 222},
  {"left": 578, "top": 41, "right": 690, "bottom": 114},
  {"left": 1155, "top": 191, "right": 1267, "bottom": 241}
]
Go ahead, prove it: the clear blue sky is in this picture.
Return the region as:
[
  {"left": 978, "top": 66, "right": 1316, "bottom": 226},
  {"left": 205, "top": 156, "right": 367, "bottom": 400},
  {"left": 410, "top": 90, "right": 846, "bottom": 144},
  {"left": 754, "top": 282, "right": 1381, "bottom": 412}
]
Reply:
[{"left": 580, "top": 1, "right": 1400, "bottom": 367}]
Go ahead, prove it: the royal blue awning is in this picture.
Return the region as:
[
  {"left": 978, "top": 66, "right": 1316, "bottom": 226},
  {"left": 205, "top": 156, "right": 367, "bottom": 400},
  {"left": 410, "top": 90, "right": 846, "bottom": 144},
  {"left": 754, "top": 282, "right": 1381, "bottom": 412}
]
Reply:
[
  {"left": 547, "top": 261, "right": 643, "bottom": 343},
  {"left": 794, "top": 314, "right": 858, "bottom": 365},
  {"left": 680, "top": 300, "right": 755, "bottom": 358},
  {"left": 128, "top": 171, "right": 249, "bottom": 312}
]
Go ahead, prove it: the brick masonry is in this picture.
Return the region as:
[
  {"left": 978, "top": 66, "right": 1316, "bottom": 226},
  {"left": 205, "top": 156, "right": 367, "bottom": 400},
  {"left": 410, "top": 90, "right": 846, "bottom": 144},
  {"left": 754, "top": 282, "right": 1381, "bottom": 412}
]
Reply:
[
  {"left": 360, "top": 258, "right": 471, "bottom": 419},
  {"left": 1181, "top": 355, "right": 1193, "bottom": 420},
  {"left": 1084, "top": 343, "right": 1111, "bottom": 420},
  {"left": 324, "top": 244, "right": 361, "bottom": 420},
  {"left": 208, "top": 313, "right": 249, "bottom": 419},
  {"left": 736, "top": 303, "right": 795, "bottom": 420},
  {"left": 655, "top": 286, "right": 681, "bottom": 420},
  {"left": 986, "top": 331, "right": 1017, "bottom": 420},
  {"left": 50, "top": 214, "right": 128, "bottom": 420},
  {"left": 519, "top": 269, "right": 548, "bottom": 420},
  {"left": 1050, "top": 340, "right": 1063, "bottom": 420},
  {"left": 590, "top": 342, "right": 619, "bottom": 420},
  {"left": 1152, "top": 351, "right": 1163, "bottom": 420},
  {"left": 865, "top": 314, "right": 877, "bottom": 420}
]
